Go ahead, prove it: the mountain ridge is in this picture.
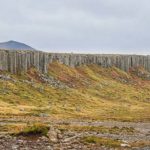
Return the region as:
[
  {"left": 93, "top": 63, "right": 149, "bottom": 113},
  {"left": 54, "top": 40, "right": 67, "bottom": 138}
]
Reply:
[{"left": 0, "top": 40, "right": 35, "bottom": 50}]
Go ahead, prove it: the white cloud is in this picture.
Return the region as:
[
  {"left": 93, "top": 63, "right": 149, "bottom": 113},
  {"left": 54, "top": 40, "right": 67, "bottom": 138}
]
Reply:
[{"left": 0, "top": 0, "right": 150, "bottom": 54}]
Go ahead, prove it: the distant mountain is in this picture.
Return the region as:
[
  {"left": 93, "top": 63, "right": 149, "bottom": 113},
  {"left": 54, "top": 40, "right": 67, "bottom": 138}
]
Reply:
[{"left": 0, "top": 40, "right": 35, "bottom": 51}]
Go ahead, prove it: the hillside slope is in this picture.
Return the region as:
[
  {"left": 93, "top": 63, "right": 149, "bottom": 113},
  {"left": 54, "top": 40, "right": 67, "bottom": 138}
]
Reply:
[{"left": 0, "top": 62, "right": 150, "bottom": 122}]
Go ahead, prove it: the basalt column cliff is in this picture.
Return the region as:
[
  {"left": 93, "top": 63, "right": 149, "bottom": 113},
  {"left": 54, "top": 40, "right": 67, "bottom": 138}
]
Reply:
[{"left": 0, "top": 49, "right": 150, "bottom": 74}]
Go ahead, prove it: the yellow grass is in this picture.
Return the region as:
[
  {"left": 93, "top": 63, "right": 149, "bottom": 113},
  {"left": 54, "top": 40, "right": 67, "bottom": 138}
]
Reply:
[{"left": 0, "top": 62, "right": 150, "bottom": 122}]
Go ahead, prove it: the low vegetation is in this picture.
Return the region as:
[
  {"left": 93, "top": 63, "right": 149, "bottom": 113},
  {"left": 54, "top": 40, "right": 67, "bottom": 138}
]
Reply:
[
  {"left": 130, "top": 140, "right": 150, "bottom": 148},
  {"left": 13, "top": 123, "right": 49, "bottom": 136},
  {"left": 81, "top": 136, "right": 122, "bottom": 148},
  {"left": 57, "top": 125, "right": 136, "bottom": 135},
  {"left": 0, "top": 62, "right": 150, "bottom": 122}
]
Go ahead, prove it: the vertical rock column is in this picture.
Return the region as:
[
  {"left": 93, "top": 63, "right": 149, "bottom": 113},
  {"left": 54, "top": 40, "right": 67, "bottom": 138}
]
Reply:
[{"left": 0, "top": 50, "right": 8, "bottom": 71}]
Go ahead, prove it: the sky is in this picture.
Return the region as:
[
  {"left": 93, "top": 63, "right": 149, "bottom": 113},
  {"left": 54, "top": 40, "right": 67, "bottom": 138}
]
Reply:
[{"left": 0, "top": 0, "right": 150, "bottom": 54}]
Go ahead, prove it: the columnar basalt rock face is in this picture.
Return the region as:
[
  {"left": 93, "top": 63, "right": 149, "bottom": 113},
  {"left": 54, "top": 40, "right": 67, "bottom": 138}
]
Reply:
[{"left": 0, "top": 49, "right": 150, "bottom": 74}]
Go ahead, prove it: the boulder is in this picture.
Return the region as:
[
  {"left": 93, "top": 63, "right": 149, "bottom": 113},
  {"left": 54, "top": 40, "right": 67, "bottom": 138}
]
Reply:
[{"left": 47, "top": 126, "right": 59, "bottom": 143}]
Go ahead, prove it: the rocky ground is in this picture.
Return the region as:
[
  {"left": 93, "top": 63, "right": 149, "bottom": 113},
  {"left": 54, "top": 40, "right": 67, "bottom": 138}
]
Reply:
[{"left": 0, "top": 120, "right": 150, "bottom": 150}]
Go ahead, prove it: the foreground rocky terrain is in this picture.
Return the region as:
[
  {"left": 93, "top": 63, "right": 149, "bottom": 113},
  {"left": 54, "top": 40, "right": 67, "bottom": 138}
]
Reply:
[{"left": 0, "top": 119, "right": 150, "bottom": 150}]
